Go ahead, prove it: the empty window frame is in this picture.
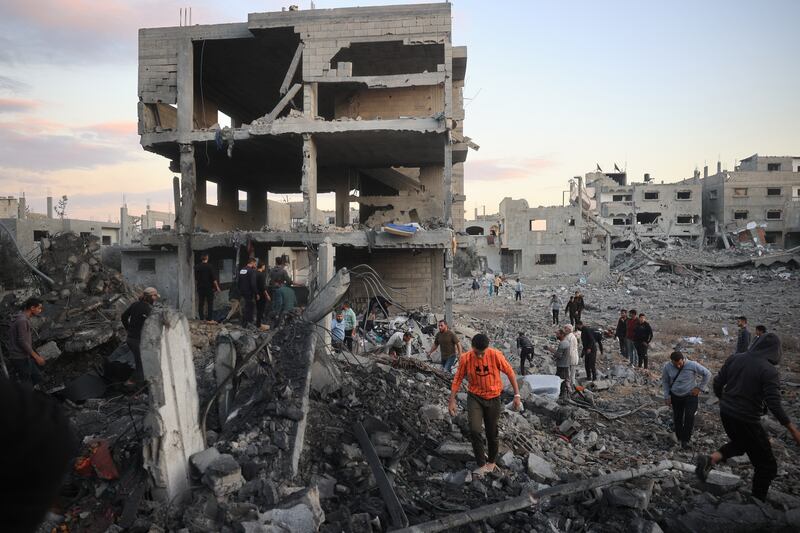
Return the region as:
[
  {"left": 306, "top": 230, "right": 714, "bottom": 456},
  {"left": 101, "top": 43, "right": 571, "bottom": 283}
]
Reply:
[
  {"left": 676, "top": 215, "right": 694, "bottom": 224},
  {"left": 636, "top": 212, "right": 660, "bottom": 224},
  {"left": 33, "top": 230, "right": 50, "bottom": 242},
  {"left": 536, "top": 254, "right": 557, "bottom": 265},
  {"left": 733, "top": 188, "right": 748, "bottom": 197},
  {"left": 529, "top": 219, "right": 547, "bottom": 231},
  {"left": 612, "top": 194, "right": 632, "bottom": 202},
  {"left": 643, "top": 191, "right": 659, "bottom": 200},
  {"left": 102, "top": 236, "right": 111, "bottom": 245},
  {"left": 612, "top": 218, "right": 629, "bottom": 226},
  {"left": 206, "top": 180, "right": 219, "bottom": 206},
  {"left": 238, "top": 190, "right": 248, "bottom": 212},
  {"left": 676, "top": 190, "right": 692, "bottom": 200},
  {"left": 137, "top": 258, "right": 156, "bottom": 272},
  {"left": 766, "top": 188, "right": 782, "bottom": 196},
  {"left": 764, "top": 231, "right": 782, "bottom": 244},
  {"left": 766, "top": 210, "right": 782, "bottom": 220},
  {"left": 708, "top": 189, "right": 718, "bottom": 200},
  {"left": 733, "top": 210, "right": 749, "bottom": 220},
  {"left": 767, "top": 163, "right": 782, "bottom": 171}
]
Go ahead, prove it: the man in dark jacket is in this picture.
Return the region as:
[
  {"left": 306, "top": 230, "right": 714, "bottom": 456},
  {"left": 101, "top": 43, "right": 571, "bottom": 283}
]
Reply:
[
  {"left": 576, "top": 321, "right": 597, "bottom": 381},
  {"left": 255, "top": 262, "right": 271, "bottom": 330},
  {"left": 7, "top": 297, "right": 46, "bottom": 385},
  {"left": 566, "top": 297, "right": 577, "bottom": 326},
  {"left": 625, "top": 309, "right": 638, "bottom": 366},
  {"left": 516, "top": 332, "right": 534, "bottom": 376},
  {"left": 696, "top": 333, "right": 800, "bottom": 500},
  {"left": 573, "top": 291, "right": 585, "bottom": 322},
  {"left": 735, "top": 316, "right": 751, "bottom": 354},
  {"left": 237, "top": 257, "right": 258, "bottom": 327},
  {"left": 121, "top": 287, "right": 159, "bottom": 384},
  {"left": 195, "top": 253, "right": 220, "bottom": 321},
  {"left": 633, "top": 313, "right": 653, "bottom": 369},
  {"left": 615, "top": 309, "right": 628, "bottom": 360}
]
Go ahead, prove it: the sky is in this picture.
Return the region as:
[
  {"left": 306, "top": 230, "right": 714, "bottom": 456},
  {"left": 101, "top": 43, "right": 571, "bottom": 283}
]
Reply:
[{"left": 0, "top": 0, "right": 798, "bottom": 221}]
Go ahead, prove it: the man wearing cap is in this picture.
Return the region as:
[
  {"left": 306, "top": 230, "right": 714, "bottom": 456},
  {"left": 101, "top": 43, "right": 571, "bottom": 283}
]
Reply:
[
  {"left": 121, "top": 287, "right": 159, "bottom": 385},
  {"left": 735, "top": 316, "right": 751, "bottom": 354}
]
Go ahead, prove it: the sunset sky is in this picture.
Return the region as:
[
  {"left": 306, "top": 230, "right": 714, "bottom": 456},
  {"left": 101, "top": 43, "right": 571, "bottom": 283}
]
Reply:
[{"left": 0, "top": 0, "right": 797, "bottom": 221}]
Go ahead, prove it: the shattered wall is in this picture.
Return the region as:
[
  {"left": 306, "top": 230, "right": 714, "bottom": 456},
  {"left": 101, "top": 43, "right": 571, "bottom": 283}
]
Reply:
[
  {"left": 1, "top": 217, "right": 120, "bottom": 258},
  {"left": 120, "top": 248, "right": 179, "bottom": 306}
]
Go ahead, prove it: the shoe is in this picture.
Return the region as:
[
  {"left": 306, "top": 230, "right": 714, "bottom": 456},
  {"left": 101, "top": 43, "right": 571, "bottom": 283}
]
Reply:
[
  {"left": 695, "top": 455, "right": 713, "bottom": 482},
  {"left": 472, "top": 463, "right": 496, "bottom": 476}
]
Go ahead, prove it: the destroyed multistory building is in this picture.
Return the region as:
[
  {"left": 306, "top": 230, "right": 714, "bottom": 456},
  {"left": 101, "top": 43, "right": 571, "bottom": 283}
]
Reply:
[
  {"left": 701, "top": 154, "right": 800, "bottom": 248},
  {"left": 130, "top": 3, "right": 472, "bottom": 321}
]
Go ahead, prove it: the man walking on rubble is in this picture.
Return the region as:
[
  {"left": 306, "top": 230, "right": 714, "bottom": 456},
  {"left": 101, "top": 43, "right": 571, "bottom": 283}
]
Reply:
[
  {"left": 238, "top": 257, "right": 258, "bottom": 327},
  {"left": 471, "top": 277, "right": 480, "bottom": 299},
  {"left": 383, "top": 331, "right": 412, "bottom": 357},
  {"left": 342, "top": 302, "right": 357, "bottom": 351},
  {"left": 514, "top": 279, "right": 523, "bottom": 302},
  {"left": 7, "top": 297, "right": 46, "bottom": 386},
  {"left": 550, "top": 328, "right": 571, "bottom": 401},
  {"left": 573, "top": 291, "right": 585, "bottom": 322},
  {"left": 195, "top": 253, "right": 220, "bottom": 321},
  {"left": 516, "top": 331, "right": 534, "bottom": 376},
  {"left": 750, "top": 325, "right": 767, "bottom": 350},
  {"left": 255, "top": 262, "right": 271, "bottom": 331},
  {"left": 633, "top": 313, "right": 653, "bottom": 369},
  {"left": 563, "top": 324, "right": 580, "bottom": 392},
  {"left": 696, "top": 333, "right": 800, "bottom": 501},
  {"left": 426, "top": 320, "right": 462, "bottom": 373},
  {"left": 615, "top": 309, "right": 628, "bottom": 360},
  {"left": 577, "top": 321, "right": 598, "bottom": 382},
  {"left": 566, "top": 296, "right": 577, "bottom": 326},
  {"left": 549, "top": 294, "right": 561, "bottom": 325},
  {"left": 662, "top": 351, "right": 711, "bottom": 449},
  {"left": 625, "top": 309, "right": 638, "bottom": 366},
  {"left": 735, "top": 316, "right": 751, "bottom": 354},
  {"left": 448, "top": 333, "right": 521, "bottom": 476},
  {"left": 121, "top": 287, "right": 159, "bottom": 386}
]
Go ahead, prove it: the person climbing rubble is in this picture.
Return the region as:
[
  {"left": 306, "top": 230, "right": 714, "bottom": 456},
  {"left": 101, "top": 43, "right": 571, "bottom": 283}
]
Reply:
[
  {"left": 516, "top": 331, "right": 534, "bottom": 376},
  {"left": 383, "top": 331, "right": 412, "bottom": 357},
  {"left": 662, "top": 351, "right": 711, "bottom": 450},
  {"left": 121, "top": 287, "right": 159, "bottom": 387},
  {"left": 448, "top": 333, "right": 521, "bottom": 476},
  {"left": 426, "top": 320, "right": 462, "bottom": 373},
  {"left": 7, "top": 297, "right": 46, "bottom": 386},
  {"left": 633, "top": 313, "right": 653, "bottom": 369},
  {"left": 696, "top": 333, "right": 800, "bottom": 501}
]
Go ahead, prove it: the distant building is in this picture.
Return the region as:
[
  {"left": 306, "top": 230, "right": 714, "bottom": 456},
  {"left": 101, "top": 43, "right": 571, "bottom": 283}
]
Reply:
[{"left": 701, "top": 155, "right": 800, "bottom": 248}]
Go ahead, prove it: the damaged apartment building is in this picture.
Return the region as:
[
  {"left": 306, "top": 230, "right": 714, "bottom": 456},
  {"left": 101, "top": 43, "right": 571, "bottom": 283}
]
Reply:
[
  {"left": 701, "top": 154, "right": 800, "bottom": 248},
  {"left": 126, "top": 3, "right": 472, "bottom": 322}
]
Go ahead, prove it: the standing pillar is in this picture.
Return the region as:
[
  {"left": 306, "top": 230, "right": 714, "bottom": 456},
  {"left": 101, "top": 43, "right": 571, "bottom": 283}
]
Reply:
[
  {"left": 606, "top": 233, "right": 611, "bottom": 266},
  {"left": 302, "top": 134, "right": 318, "bottom": 231},
  {"left": 334, "top": 173, "right": 349, "bottom": 227},
  {"left": 120, "top": 206, "right": 129, "bottom": 245},
  {"left": 17, "top": 196, "right": 26, "bottom": 220},
  {"left": 46, "top": 196, "right": 53, "bottom": 219},
  {"left": 317, "top": 237, "right": 335, "bottom": 350},
  {"left": 177, "top": 145, "right": 196, "bottom": 316}
]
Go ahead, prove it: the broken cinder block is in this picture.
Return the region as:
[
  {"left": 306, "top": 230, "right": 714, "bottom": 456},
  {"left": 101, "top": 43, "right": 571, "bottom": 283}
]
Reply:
[{"left": 202, "top": 454, "right": 244, "bottom": 499}]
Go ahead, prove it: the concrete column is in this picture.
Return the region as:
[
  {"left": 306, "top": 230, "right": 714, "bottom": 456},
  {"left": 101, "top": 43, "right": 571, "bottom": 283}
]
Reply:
[
  {"left": 177, "top": 38, "right": 194, "bottom": 141},
  {"left": 302, "top": 134, "right": 318, "bottom": 230},
  {"left": 317, "top": 237, "right": 335, "bottom": 350},
  {"left": 17, "top": 196, "right": 26, "bottom": 220},
  {"left": 303, "top": 82, "right": 318, "bottom": 118},
  {"left": 606, "top": 234, "right": 611, "bottom": 266},
  {"left": 177, "top": 144, "right": 197, "bottom": 316},
  {"left": 120, "top": 206, "right": 129, "bottom": 245},
  {"left": 46, "top": 196, "right": 53, "bottom": 219},
  {"left": 334, "top": 173, "right": 349, "bottom": 227},
  {"left": 444, "top": 245, "right": 454, "bottom": 326},
  {"left": 140, "top": 308, "right": 205, "bottom": 504}
]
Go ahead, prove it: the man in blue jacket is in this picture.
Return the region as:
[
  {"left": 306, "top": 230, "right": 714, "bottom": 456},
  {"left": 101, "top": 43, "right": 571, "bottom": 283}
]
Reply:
[
  {"left": 696, "top": 333, "right": 800, "bottom": 500},
  {"left": 662, "top": 351, "right": 711, "bottom": 449}
]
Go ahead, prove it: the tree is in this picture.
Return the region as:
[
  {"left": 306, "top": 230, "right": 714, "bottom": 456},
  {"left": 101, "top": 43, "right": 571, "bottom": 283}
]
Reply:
[{"left": 54, "top": 195, "right": 68, "bottom": 220}]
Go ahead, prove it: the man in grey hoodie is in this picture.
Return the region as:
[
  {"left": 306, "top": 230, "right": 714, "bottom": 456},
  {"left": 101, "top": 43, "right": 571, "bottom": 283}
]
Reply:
[
  {"left": 662, "top": 351, "right": 711, "bottom": 449},
  {"left": 696, "top": 333, "right": 800, "bottom": 500}
]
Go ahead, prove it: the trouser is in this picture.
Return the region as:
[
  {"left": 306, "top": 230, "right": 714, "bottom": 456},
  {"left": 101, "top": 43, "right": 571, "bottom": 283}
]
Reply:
[
  {"left": 584, "top": 349, "right": 597, "bottom": 381},
  {"left": 488, "top": 285, "right": 493, "bottom": 296},
  {"left": 10, "top": 358, "right": 43, "bottom": 386},
  {"left": 618, "top": 337, "right": 627, "bottom": 358},
  {"left": 344, "top": 329, "right": 354, "bottom": 351},
  {"left": 442, "top": 355, "right": 457, "bottom": 374},
  {"left": 635, "top": 342, "right": 649, "bottom": 368},
  {"left": 552, "top": 310, "right": 559, "bottom": 324},
  {"left": 718, "top": 412, "right": 777, "bottom": 501},
  {"left": 519, "top": 347, "right": 533, "bottom": 375},
  {"left": 197, "top": 289, "right": 214, "bottom": 321},
  {"left": 515, "top": 291, "right": 521, "bottom": 301},
  {"left": 626, "top": 339, "right": 637, "bottom": 365},
  {"left": 256, "top": 297, "right": 267, "bottom": 327},
  {"left": 126, "top": 337, "right": 144, "bottom": 383},
  {"left": 569, "top": 314, "right": 576, "bottom": 326},
  {"left": 575, "top": 310, "right": 582, "bottom": 322},
  {"left": 241, "top": 297, "right": 255, "bottom": 326},
  {"left": 556, "top": 366, "right": 570, "bottom": 399},
  {"left": 671, "top": 394, "right": 698, "bottom": 443},
  {"left": 467, "top": 393, "right": 501, "bottom": 466}
]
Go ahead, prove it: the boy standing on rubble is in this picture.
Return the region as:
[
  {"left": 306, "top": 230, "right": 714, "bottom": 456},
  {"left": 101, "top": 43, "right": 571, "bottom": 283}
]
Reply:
[
  {"left": 7, "top": 297, "right": 46, "bottom": 386},
  {"left": 449, "top": 334, "right": 521, "bottom": 475},
  {"left": 697, "top": 333, "right": 800, "bottom": 501},
  {"left": 662, "top": 351, "right": 711, "bottom": 449}
]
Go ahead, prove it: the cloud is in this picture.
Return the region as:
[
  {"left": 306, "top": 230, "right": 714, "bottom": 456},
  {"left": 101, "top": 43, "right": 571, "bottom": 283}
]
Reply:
[
  {"left": 464, "top": 157, "right": 558, "bottom": 182},
  {"left": 0, "top": 74, "right": 31, "bottom": 94},
  {"left": 0, "top": 98, "right": 39, "bottom": 113}
]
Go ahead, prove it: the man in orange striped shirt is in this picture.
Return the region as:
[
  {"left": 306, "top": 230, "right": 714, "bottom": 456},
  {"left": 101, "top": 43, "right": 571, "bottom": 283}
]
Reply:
[{"left": 449, "top": 333, "right": 521, "bottom": 475}]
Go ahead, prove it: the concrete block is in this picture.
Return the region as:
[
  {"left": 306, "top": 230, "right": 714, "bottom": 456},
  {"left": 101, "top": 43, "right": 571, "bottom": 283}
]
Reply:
[
  {"left": 202, "top": 454, "right": 244, "bottom": 499},
  {"left": 526, "top": 453, "right": 558, "bottom": 482},
  {"left": 190, "top": 447, "right": 221, "bottom": 475},
  {"left": 37, "top": 341, "right": 62, "bottom": 361},
  {"left": 603, "top": 485, "right": 651, "bottom": 510},
  {"left": 437, "top": 441, "right": 474, "bottom": 462}
]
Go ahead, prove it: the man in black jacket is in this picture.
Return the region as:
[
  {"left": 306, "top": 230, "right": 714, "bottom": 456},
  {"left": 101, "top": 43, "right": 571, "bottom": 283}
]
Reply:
[
  {"left": 696, "top": 333, "right": 800, "bottom": 500},
  {"left": 633, "top": 313, "right": 653, "bottom": 369},
  {"left": 735, "top": 316, "right": 751, "bottom": 354},
  {"left": 576, "top": 321, "right": 597, "bottom": 381},
  {"left": 516, "top": 332, "right": 534, "bottom": 376},
  {"left": 615, "top": 309, "right": 628, "bottom": 360},
  {"left": 255, "top": 261, "right": 271, "bottom": 330},
  {"left": 121, "top": 287, "right": 159, "bottom": 385},
  {"left": 195, "top": 253, "right": 220, "bottom": 321},
  {"left": 237, "top": 257, "right": 258, "bottom": 327}
]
